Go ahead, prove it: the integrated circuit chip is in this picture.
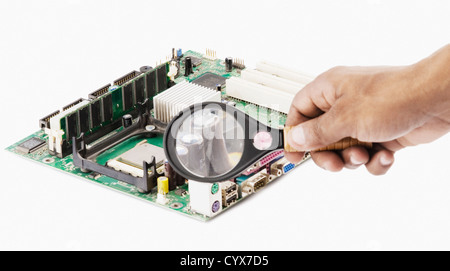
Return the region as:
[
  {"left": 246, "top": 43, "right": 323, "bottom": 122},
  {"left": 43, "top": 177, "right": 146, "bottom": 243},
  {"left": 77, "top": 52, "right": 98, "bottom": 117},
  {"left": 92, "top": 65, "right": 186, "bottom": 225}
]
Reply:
[
  {"left": 184, "top": 56, "right": 202, "bottom": 67},
  {"left": 191, "top": 72, "right": 226, "bottom": 90},
  {"left": 174, "top": 188, "right": 187, "bottom": 196},
  {"left": 17, "top": 137, "right": 45, "bottom": 154}
]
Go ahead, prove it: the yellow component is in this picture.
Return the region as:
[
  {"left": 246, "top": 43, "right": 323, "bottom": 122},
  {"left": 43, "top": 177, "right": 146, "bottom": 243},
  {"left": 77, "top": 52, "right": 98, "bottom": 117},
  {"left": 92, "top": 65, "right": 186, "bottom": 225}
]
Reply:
[{"left": 157, "top": 176, "right": 169, "bottom": 195}]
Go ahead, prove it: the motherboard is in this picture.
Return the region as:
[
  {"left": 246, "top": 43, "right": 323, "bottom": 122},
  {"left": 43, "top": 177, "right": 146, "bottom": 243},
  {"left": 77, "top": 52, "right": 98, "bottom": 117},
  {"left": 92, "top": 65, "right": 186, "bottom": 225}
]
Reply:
[{"left": 6, "top": 49, "right": 313, "bottom": 221}]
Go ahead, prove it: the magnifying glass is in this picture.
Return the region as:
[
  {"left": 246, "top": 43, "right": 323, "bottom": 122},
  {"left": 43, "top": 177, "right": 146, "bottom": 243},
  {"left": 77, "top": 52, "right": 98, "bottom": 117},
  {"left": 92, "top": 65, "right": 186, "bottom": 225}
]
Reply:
[{"left": 163, "top": 102, "right": 371, "bottom": 183}]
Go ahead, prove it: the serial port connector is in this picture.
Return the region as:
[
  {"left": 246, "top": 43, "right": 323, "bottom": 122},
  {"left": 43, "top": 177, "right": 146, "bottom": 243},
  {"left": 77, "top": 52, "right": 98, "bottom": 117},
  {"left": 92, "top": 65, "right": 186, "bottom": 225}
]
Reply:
[{"left": 241, "top": 173, "right": 268, "bottom": 195}]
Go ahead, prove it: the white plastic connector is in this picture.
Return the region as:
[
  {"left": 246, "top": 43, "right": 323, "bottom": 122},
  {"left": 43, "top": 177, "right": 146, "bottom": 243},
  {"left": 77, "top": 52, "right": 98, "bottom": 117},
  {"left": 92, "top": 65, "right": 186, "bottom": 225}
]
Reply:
[
  {"left": 167, "top": 61, "right": 178, "bottom": 81},
  {"left": 256, "top": 60, "right": 314, "bottom": 85},
  {"left": 45, "top": 100, "right": 90, "bottom": 154},
  {"left": 157, "top": 193, "right": 169, "bottom": 205},
  {"left": 225, "top": 77, "right": 294, "bottom": 114},
  {"left": 240, "top": 69, "right": 305, "bottom": 95},
  {"left": 188, "top": 180, "right": 222, "bottom": 217}
]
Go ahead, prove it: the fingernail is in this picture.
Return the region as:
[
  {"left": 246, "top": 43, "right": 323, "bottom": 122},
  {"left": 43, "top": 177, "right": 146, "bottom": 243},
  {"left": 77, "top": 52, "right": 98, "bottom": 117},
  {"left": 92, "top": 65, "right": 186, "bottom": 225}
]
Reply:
[
  {"left": 380, "top": 155, "right": 393, "bottom": 166},
  {"left": 322, "top": 162, "right": 330, "bottom": 171},
  {"left": 290, "top": 125, "right": 306, "bottom": 146},
  {"left": 350, "top": 155, "right": 364, "bottom": 166}
]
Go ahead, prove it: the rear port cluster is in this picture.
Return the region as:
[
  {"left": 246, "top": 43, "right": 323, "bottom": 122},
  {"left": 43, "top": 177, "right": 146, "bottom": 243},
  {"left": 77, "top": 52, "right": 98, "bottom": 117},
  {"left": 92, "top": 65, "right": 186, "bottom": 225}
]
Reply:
[{"left": 232, "top": 154, "right": 302, "bottom": 199}]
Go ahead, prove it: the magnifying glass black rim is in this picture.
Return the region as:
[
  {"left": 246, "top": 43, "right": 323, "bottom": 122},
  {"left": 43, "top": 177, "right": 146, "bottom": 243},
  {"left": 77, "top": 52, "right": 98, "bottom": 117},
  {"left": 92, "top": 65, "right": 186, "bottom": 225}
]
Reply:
[{"left": 163, "top": 101, "right": 284, "bottom": 183}]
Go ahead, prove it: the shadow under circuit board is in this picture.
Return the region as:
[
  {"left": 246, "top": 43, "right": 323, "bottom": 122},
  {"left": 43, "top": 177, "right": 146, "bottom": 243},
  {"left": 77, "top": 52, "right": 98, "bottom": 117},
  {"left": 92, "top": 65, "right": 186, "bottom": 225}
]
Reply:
[{"left": 6, "top": 49, "right": 312, "bottom": 221}]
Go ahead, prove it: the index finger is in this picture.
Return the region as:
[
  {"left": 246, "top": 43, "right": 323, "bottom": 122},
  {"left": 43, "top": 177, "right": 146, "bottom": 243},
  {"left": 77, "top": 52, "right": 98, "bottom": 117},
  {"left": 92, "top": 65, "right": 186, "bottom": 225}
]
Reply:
[{"left": 285, "top": 77, "right": 337, "bottom": 127}]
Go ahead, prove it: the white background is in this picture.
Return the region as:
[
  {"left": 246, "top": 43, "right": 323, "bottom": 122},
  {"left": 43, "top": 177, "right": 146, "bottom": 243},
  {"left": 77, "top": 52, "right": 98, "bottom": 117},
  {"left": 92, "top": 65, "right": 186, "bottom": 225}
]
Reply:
[{"left": 1, "top": 0, "right": 449, "bottom": 251}]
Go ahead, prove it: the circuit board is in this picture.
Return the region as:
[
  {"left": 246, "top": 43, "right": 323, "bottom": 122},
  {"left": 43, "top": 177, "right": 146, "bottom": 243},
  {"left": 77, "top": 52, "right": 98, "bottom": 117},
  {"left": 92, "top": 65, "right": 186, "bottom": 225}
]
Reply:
[{"left": 6, "top": 49, "right": 311, "bottom": 221}]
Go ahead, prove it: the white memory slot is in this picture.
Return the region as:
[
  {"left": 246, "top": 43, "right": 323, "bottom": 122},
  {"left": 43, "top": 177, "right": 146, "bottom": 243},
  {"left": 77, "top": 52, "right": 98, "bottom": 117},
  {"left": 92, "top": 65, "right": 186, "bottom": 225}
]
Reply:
[
  {"left": 153, "top": 81, "right": 221, "bottom": 123},
  {"left": 256, "top": 60, "right": 314, "bottom": 85},
  {"left": 240, "top": 69, "right": 306, "bottom": 95},
  {"left": 225, "top": 77, "right": 294, "bottom": 114},
  {"left": 45, "top": 99, "right": 90, "bottom": 153},
  {"left": 49, "top": 100, "right": 90, "bottom": 131}
]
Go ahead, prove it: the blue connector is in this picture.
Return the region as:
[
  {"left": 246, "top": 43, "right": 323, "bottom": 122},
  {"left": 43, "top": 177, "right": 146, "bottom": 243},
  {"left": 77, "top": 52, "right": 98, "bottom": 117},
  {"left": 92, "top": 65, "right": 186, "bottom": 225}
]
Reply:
[{"left": 282, "top": 163, "right": 295, "bottom": 174}]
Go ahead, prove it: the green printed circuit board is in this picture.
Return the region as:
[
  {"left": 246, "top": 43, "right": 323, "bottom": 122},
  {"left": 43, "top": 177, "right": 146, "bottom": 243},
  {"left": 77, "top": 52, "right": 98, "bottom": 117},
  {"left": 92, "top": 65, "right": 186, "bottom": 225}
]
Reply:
[{"left": 6, "top": 50, "right": 307, "bottom": 221}]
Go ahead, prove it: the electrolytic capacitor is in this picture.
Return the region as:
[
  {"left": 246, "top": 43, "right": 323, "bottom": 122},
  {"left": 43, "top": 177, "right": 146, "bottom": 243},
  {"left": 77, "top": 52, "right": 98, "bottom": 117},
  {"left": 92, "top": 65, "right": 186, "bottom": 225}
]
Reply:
[
  {"left": 157, "top": 176, "right": 169, "bottom": 205},
  {"left": 178, "top": 133, "right": 208, "bottom": 176},
  {"left": 157, "top": 176, "right": 169, "bottom": 195},
  {"left": 225, "top": 57, "right": 233, "bottom": 72},
  {"left": 184, "top": 57, "right": 193, "bottom": 76},
  {"left": 176, "top": 175, "right": 186, "bottom": 186},
  {"left": 192, "top": 110, "right": 232, "bottom": 176},
  {"left": 139, "top": 65, "right": 153, "bottom": 73},
  {"left": 122, "top": 114, "right": 133, "bottom": 128},
  {"left": 165, "top": 162, "right": 178, "bottom": 190}
]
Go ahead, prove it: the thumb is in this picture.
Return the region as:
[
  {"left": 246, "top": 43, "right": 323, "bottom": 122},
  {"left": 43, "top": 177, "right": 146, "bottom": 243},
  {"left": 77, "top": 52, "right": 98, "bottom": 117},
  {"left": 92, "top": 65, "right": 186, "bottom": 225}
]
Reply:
[{"left": 287, "top": 112, "right": 349, "bottom": 151}]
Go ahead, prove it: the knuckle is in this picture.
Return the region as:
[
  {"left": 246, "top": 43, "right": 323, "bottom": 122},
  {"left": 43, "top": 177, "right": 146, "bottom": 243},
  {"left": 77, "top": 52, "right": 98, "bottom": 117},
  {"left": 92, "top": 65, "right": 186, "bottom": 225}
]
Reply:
[{"left": 311, "top": 119, "right": 325, "bottom": 143}]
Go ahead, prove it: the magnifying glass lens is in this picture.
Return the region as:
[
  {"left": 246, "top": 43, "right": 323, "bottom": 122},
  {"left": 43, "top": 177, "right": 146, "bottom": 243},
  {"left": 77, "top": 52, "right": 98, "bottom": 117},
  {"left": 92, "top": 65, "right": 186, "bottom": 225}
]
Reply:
[{"left": 175, "top": 106, "right": 245, "bottom": 178}]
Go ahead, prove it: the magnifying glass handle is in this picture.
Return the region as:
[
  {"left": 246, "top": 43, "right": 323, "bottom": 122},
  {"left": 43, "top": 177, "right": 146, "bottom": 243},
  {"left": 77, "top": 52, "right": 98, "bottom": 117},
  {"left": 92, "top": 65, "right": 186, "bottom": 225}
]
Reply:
[{"left": 283, "top": 126, "right": 372, "bottom": 152}]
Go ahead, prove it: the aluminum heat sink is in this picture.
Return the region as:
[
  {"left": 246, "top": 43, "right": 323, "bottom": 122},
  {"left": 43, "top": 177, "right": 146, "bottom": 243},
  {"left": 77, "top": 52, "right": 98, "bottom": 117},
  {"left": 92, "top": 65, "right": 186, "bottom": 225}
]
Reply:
[{"left": 153, "top": 81, "right": 221, "bottom": 123}]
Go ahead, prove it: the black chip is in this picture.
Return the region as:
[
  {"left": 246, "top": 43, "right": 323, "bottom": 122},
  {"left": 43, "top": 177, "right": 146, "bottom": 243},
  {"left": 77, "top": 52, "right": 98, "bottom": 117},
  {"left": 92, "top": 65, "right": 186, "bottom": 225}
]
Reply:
[
  {"left": 174, "top": 188, "right": 187, "bottom": 196},
  {"left": 122, "top": 83, "right": 133, "bottom": 111},
  {"left": 90, "top": 99, "right": 102, "bottom": 128},
  {"left": 66, "top": 113, "right": 78, "bottom": 140},
  {"left": 78, "top": 106, "right": 90, "bottom": 134},
  {"left": 102, "top": 94, "right": 113, "bottom": 122},
  {"left": 17, "top": 137, "right": 45, "bottom": 154},
  {"left": 146, "top": 70, "right": 157, "bottom": 99},
  {"left": 157, "top": 65, "right": 168, "bottom": 92},
  {"left": 191, "top": 72, "right": 226, "bottom": 90},
  {"left": 134, "top": 76, "right": 145, "bottom": 103},
  {"left": 184, "top": 56, "right": 202, "bottom": 67}
]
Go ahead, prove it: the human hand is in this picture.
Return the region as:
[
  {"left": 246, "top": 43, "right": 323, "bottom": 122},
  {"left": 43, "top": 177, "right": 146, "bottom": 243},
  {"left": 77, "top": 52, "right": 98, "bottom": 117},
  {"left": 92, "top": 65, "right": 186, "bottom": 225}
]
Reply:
[{"left": 285, "top": 45, "right": 450, "bottom": 175}]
